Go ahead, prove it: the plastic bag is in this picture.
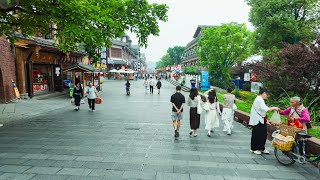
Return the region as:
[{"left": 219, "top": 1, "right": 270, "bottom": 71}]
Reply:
[
  {"left": 270, "top": 112, "right": 281, "bottom": 124},
  {"left": 70, "top": 98, "right": 75, "bottom": 105}
]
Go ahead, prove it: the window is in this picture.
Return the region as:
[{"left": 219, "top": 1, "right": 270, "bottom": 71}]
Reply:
[{"left": 111, "top": 48, "right": 122, "bottom": 58}]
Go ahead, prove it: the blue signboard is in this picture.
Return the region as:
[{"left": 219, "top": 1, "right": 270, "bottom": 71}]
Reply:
[{"left": 200, "top": 71, "right": 210, "bottom": 90}]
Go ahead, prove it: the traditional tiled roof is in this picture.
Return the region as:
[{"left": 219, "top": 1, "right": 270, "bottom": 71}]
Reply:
[{"left": 63, "top": 63, "right": 95, "bottom": 72}]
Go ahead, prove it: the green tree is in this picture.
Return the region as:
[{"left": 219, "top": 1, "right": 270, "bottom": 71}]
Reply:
[
  {"left": 0, "top": 0, "right": 168, "bottom": 52},
  {"left": 197, "top": 23, "right": 252, "bottom": 88},
  {"left": 246, "top": 0, "right": 320, "bottom": 51},
  {"left": 167, "top": 46, "right": 185, "bottom": 64},
  {"left": 156, "top": 54, "right": 172, "bottom": 69}
]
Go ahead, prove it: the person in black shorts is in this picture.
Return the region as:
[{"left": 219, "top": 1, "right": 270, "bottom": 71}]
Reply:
[{"left": 170, "top": 86, "right": 185, "bottom": 137}]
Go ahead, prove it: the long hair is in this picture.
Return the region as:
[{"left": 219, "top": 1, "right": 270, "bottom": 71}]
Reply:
[
  {"left": 208, "top": 90, "right": 217, "bottom": 104},
  {"left": 189, "top": 88, "right": 198, "bottom": 100}
]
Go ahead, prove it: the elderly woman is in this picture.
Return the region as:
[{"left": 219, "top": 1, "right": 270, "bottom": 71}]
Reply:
[{"left": 280, "top": 96, "right": 311, "bottom": 132}]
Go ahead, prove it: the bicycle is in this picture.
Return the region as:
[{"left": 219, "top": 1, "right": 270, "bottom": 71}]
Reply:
[{"left": 274, "top": 131, "right": 320, "bottom": 172}]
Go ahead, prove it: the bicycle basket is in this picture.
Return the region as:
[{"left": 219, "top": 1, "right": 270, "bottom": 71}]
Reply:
[
  {"left": 271, "top": 130, "right": 295, "bottom": 151},
  {"left": 279, "top": 124, "right": 305, "bottom": 138}
]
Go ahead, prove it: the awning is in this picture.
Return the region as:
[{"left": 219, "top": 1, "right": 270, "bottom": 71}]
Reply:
[
  {"left": 109, "top": 69, "right": 118, "bottom": 73},
  {"left": 63, "top": 63, "right": 95, "bottom": 72},
  {"left": 108, "top": 59, "right": 127, "bottom": 65}
]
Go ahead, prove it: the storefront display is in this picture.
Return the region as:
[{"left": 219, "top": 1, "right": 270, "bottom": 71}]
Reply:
[{"left": 32, "top": 64, "right": 51, "bottom": 94}]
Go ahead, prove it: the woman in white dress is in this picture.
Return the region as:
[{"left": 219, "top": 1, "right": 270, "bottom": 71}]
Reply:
[{"left": 204, "top": 89, "right": 221, "bottom": 137}]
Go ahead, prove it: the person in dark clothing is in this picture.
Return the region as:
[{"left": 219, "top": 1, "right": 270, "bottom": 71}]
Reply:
[
  {"left": 125, "top": 80, "right": 131, "bottom": 95},
  {"left": 156, "top": 79, "right": 162, "bottom": 94},
  {"left": 73, "top": 83, "right": 83, "bottom": 111},
  {"left": 170, "top": 86, "right": 186, "bottom": 137}
]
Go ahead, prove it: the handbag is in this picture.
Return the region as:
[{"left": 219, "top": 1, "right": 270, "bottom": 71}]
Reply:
[
  {"left": 293, "top": 108, "right": 312, "bottom": 129},
  {"left": 197, "top": 95, "right": 203, "bottom": 114}
]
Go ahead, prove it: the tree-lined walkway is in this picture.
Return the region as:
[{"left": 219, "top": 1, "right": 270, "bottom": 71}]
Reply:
[{"left": 0, "top": 80, "right": 319, "bottom": 180}]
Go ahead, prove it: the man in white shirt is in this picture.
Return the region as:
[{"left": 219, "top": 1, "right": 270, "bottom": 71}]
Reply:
[
  {"left": 249, "top": 88, "right": 279, "bottom": 155},
  {"left": 149, "top": 77, "right": 155, "bottom": 94}
]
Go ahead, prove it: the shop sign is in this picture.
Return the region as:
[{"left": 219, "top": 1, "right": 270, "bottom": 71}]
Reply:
[
  {"left": 200, "top": 71, "right": 210, "bottom": 90},
  {"left": 55, "top": 67, "right": 61, "bottom": 76},
  {"left": 251, "top": 82, "right": 263, "bottom": 93},
  {"left": 244, "top": 73, "right": 250, "bottom": 81}
]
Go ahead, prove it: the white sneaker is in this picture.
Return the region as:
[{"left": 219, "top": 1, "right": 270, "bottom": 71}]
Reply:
[
  {"left": 227, "top": 130, "right": 231, "bottom": 135},
  {"left": 92, "top": 110, "right": 95, "bottom": 112},
  {"left": 253, "top": 150, "right": 261, "bottom": 155},
  {"left": 193, "top": 133, "right": 198, "bottom": 137},
  {"left": 262, "top": 149, "right": 270, "bottom": 154},
  {"left": 0, "top": 124, "right": 3, "bottom": 127}
]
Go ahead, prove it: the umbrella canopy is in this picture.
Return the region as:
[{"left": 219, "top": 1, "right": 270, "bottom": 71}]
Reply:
[{"left": 109, "top": 69, "right": 118, "bottom": 73}]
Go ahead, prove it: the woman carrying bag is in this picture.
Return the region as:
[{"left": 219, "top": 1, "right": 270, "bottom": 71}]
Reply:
[
  {"left": 86, "top": 82, "right": 100, "bottom": 112},
  {"left": 187, "top": 88, "right": 201, "bottom": 137},
  {"left": 249, "top": 88, "right": 280, "bottom": 155}
]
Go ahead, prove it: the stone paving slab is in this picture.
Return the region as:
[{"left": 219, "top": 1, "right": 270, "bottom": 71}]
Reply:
[{"left": 0, "top": 80, "right": 319, "bottom": 180}]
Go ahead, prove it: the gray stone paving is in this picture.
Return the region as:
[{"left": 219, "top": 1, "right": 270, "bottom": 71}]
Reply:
[{"left": 0, "top": 79, "right": 319, "bottom": 179}]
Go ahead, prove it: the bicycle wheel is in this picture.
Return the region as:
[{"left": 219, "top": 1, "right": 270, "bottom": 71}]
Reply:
[{"left": 274, "top": 142, "right": 298, "bottom": 166}]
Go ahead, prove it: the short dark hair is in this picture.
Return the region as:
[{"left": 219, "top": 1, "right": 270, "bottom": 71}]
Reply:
[
  {"left": 227, "top": 87, "right": 233, "bottom": 93},
  {"left": 176, "top": 86, "right": 181, "bottom": 91},
  {"left": 259, "top": 87, "right": 268, "bottom": 95}
]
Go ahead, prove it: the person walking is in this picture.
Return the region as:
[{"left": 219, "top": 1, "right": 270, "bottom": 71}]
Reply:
[
  {"left": 221, "top": 87, "right": 236, "bottom": 135},
  {"left": 204, "top": 89, "right": 221, "bottom": 137},
  {"left": 187, "top": 88, "right": 200, "bottom": 137},
  {"left": 249, "top": 88, "right": 280, "bottom": 155},
  {"left": 149, "top": 77, "right": 155, "bottom": 94},
  {"left": 156, "top": 79, "right": 162, "bottom": 94},
  {"left": 143, "top": 79, "right": 148, "bottom": 94},
  {"left": 86, "top": 82, "right": 99, "bottom": 112},
  {"left": 171, "top": 86, "right": 185, "bottom": 137},
  {"left": 73, "top": 83, "right": 83, "bottom": 111}
]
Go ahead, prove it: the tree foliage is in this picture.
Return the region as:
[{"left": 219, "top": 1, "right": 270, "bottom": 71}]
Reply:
[
  {"left": 197, "top": 23, "right": 252, "bottom": 88},
  {"left": 246, "top": 0, "right": 320, "bottom": 51},
  {"left": 167, "top": 46, "right": 185, "bottom": 65},
  {"left": 252, "top": 40, "right": 320, "bottom": 99},
  {"left": 155, "top": 45, "right": 185, "bottom": 69},
  {"left": 0, "top": 0, "right": 168, "bottom": 52},
  {"left": 155, "top": 54, "right": 171, "bottom": 69}
]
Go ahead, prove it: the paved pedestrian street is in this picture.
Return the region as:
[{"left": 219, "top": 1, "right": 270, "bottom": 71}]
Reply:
[{"left": 0, "top": 80, "right": 319, "bottom": 180}]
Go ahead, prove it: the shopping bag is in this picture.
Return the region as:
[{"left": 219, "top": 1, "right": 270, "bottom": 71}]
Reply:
[
  {"left": 70, "top": 98, "right": 75, "bottom": 105},
  {"left": 95, "top": 97, "right": 102, "bottom": 104},
  {"left": 197, "top": 95, "right": 203, "bottom": 114},
  {"left": 80, "top": 99, "right": 85, "bottom": 104},
  {"left": 270, "top": 112, "right": 281, "bottom": 124}
]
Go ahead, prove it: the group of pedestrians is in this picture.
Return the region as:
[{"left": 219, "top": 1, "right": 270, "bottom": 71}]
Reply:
[
  {"left": 170, "top": 86, "right": 236, "bottom": 138},
  {"left": 72, "top": 82, "right": 100, "bottom": 112},
  {"left": 143, "top": 77, "right": 162, "bottom": 94}
]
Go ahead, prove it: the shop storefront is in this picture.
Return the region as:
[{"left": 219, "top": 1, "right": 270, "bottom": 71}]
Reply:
[
  {"left": 14, "top": 36, "right": 85, "bottom": 98},
  {"left": 32, "top": 64, "right": 52, "bottom": 95}
]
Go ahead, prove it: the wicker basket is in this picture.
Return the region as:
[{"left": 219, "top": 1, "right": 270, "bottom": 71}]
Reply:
[
  {"left": 271, "top": 130, "right": 295, "bottom": 151},
  {"left": 279, "top": 124, "right": 305, "bottom": 138},
  {"left": 272, "top": 138, "right": 294, "bottom": 151}
]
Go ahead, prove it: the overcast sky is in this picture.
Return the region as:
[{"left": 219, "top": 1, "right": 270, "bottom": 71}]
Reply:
[{"left": 127, "top": 0, "right": 252, "bottom": 63}]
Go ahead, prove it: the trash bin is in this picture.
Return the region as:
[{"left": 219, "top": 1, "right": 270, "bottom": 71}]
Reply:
[{"left": 69, "top": 87, "right": 74, "bottom": 98}]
